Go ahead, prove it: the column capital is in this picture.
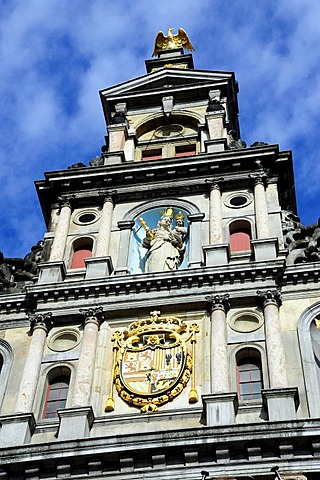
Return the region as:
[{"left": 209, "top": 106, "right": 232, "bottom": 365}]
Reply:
[
  {"left": 79, "top": 306, "right": 104, "bottom": 327},
  {"left": 205, "top": 177, "right": 224, "bottom": 191},
  {"left": 28, "top": 312, "right": 53, "bottom": 333},
  {"left": 98, "top": 190, "right": 117, "bottom": 205},
  {"left": 58, "top": 196, "right": 74, "bottom": 210},
  {"left": 249, "top": 171, "right": 268, "bottom": 187},
  {"left": 257, "top": 289, "right": 282, "bottom": 308},
  {"left": 206, "top": 294, "right": 230, "bottom": 313}
]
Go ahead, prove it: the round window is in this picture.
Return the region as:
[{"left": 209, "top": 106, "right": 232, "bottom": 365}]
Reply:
[
  {"left": 229, "top": 196, "right": 248, "bottom": 207},
  {"left": 229, "top": 312, "right": 263, "bottom": 333},
  {"left": 74, "top": 210, "right": 99, "bottom": 225},
  {"left": 48, "top": 329, "right": 81, "bottom": 352},
  {"left": 78, "top": 213, "right": 96, "bottom": 223},
  {"left": 224, "top": 193, "right": 252, "bottom": 209}
]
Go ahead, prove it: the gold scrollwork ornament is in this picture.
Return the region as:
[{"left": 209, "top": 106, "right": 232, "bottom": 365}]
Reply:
[{"left": 105, "top": 311, "right": 199, "bottom": 413}]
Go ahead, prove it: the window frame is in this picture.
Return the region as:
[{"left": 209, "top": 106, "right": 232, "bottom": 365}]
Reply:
[
  {"left": 42, "top": 370, "right": 70, "bottom": 419},
  {"left": 38, "top": 364, "right": 74, "bottom": 422},
  {"left": 229, "top": 342, "right": 269, "bottom": 405},
  {"left": 69, "top": 236, "right": 94, "bottom": 269},
  {"left": 236, "top": 348, "right": 263, "bottom": 401}
]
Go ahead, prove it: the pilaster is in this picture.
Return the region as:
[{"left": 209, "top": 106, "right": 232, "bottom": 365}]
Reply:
[
  {"left": 114, "top": 220, "right": 135, "bottom": 275},
  {"left": 188, "top": 213, "right": 205, "bottom": 268}
]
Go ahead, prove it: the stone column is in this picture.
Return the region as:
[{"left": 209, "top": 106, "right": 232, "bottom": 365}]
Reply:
[
  {"left": 250, "top": 173, "right": 270, "bottom": 239},
  {"left": 258, "top": 290, "right": 299, "bottom": 421},
  {"left": 58, "top": 307, "right": 104, "bottom": 440},
  {"left": 258, "top": 290, "right": 287, "bottom": 388},
  {"left": 15, "top": 313, "right": 52, "bottom": 413},
  {"left": 85, "top": 194, "right": 115, "bottom": 279},
  {"left": 95, "top": 194, "right": 115, "bottom": 257},
  {"left": 187, "top": 213, "right": 205, "bottom": 268},
  {"left": 49, "top": 199, "right": 73, "bottom": 261},
  {"left": 71, "top": 307, "right": 104, "bottom": 407},
  {"left": 208, "top": 294, "right": 230, "bottom": 393},
  {"left": 114, "top": 220, "right": 135, "bottom": 275},
  {"left": 208, "top": 180, "right": 224, "bottom": 245},
  {"left": 203, "top": 179, "right": 229, "bottom": 266},
  {"left": 202, "top": 295, "right": 238, "bottom": 426}
]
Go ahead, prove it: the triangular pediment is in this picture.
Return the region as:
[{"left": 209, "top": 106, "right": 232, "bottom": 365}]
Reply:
[{"left": 100, "top": 68, "right": 234, "bottom": 99}]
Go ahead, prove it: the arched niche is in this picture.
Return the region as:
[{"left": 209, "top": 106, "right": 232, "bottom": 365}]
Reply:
[
  {"left": 124, "top": 199, "right": 200, "bottom": 275},
  {"left": 134, "top": 111, "right": 203, "bottom": 141},
  {"left": 0, "top": 339, "right": 13, "bottom": 411},
  {"left": 133, "top": 111, "right": 203, "bottom": 161},
  {"left": 298, "top": 300, "right": 320, "bottom": 417}
]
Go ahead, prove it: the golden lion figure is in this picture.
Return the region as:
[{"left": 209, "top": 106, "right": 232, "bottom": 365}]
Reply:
[{"left": 152, "top": 28, "right": 194, "bottom": 57}]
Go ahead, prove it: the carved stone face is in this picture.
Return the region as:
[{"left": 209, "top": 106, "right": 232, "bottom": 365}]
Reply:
[{"left": 158, "top": 215, "right": 172, "bottom": 229}]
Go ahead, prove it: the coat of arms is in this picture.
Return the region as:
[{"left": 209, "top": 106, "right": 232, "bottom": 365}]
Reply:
[{"left": 105, "top": 311, "right": 199, "bottom": 413}]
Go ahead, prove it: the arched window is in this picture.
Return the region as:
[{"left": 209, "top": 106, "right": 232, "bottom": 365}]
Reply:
[
  {"left": 0, "top": 340, "right": 13, "bottom": 411},
  {"left": 229, "top": 220, "right": 252, "bottom": 253},
  {"left": 236, "top": 348, "right": 263, "bottom": 401},
  {"left": 70, "top": 237, "right": 93, "bottom": 269},
  {"left": 42, "top": 367, "right": 70, "bottom": 419}
]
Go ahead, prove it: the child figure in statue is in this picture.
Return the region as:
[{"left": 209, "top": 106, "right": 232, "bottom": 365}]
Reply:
[{"left": 141, "top": 208, "right": 186, "bottom": 273}]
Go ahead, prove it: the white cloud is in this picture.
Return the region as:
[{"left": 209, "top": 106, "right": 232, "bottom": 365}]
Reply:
[{"left": 0, "top": 0, "right": 320, "bottom": 256}]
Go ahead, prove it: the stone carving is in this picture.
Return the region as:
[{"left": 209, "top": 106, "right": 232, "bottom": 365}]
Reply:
[
  {"left": 15, "top": 240, "right": 44, "bottom": 281},
  {"left": 111, "top": 111, "right": 127, "bottom": 124},
  {"left": 0, "top": 251, "right": 16, "bottom": 290},
  {"left": 206, "top": 294, "right": 230, "bottom": 312},
  {"left": 227, "top": 129, "right": 247, "bottom": 150},
  {"left": 67, "top": 162, "right": 86, "bottom": 169},
  {"left": 282, "top": 212, "right": 320, "bottom": 265},
  {"left": 250, "top": 141, "right": 269, "bottom": 147},
  {"left": 206, "top": 98, "right": 225, "bottom": 113},
  {"left": 257, "top": 289, "right": 282, "bottom": 307},
  {"left": 79, "top": 306, "right": 104, "bottom": 326},
  {"left": 140, "top": 208, "right": 187, "bottom": 273},
  {"left": 0, "top": 241, "right": 44, "bottom": 293},
  {"left": 89, "top": 155, "right": 104, "bottom": 167},
  {"left": 28, "top": 312, "right": 53, "bottom": 333}
]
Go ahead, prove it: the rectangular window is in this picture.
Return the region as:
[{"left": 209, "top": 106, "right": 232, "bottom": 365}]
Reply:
[
  {"left": 141, "top": 149, "right": 162, "bottom": 161},
  {"left": 175, "top": 144, "right": 196, "bottom": 157}
]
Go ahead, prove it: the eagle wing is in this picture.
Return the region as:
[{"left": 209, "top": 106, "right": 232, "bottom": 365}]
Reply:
[
  {"left": 152, "top": 31, "right": 167, "bottom": 57},
  {"left": 177, "top": 28, "right": 195, "bottom": 52}
]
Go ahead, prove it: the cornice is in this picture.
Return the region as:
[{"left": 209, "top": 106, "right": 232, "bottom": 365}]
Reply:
[
  {"left": 1, "top": 260, "right": 320, "bottom": 317},
  {"left": 0, "top": 261, "right": 284, "bottom": 317},
  {"left": 0, "top": 418, "right": 320, "bottom": 478}
]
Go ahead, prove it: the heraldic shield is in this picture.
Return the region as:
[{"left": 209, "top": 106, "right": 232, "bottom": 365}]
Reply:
[{"left": 105, "top": 311, "right": 199, "bottom": 413}]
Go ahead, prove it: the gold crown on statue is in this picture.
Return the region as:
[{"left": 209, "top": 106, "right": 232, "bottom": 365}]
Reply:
[
  {"left": 164, "top": 207, "right": 174, "bottom": 218},
  {"left": 175, "top": 211, "right": 184, "bottom": 221}
]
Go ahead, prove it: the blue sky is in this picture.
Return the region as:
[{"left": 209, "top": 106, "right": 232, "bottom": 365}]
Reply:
[{"left": 1, "top": 0, "right": 320, "bottom": 257}]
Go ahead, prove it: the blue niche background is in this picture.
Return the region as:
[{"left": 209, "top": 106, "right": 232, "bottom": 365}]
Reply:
[{"left": 129, "top": 207, "right": 189, "bottom": 274}]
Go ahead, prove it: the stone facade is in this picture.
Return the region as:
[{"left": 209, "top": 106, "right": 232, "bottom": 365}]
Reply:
[{"left": 0, "top": 46, "right": 319, "bottom": 479}]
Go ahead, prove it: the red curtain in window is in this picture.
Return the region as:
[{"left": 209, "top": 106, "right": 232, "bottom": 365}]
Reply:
[
  {"left": 71, "top": 246, "right": 92, "bottom": 269},
  {"left": 175, "top": 145, "right": 196, "bottom": 157},
  {"left": 230, "top": 230, "right": 251, "bottom": 252},
  {"left": 141, "top": 150, "right": 162, "bottom": 161}
]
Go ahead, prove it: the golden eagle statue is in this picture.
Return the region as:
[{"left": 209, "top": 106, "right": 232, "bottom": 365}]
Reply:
[{"left": 152, "top": 28, "right": 194, "bottom": 57}]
